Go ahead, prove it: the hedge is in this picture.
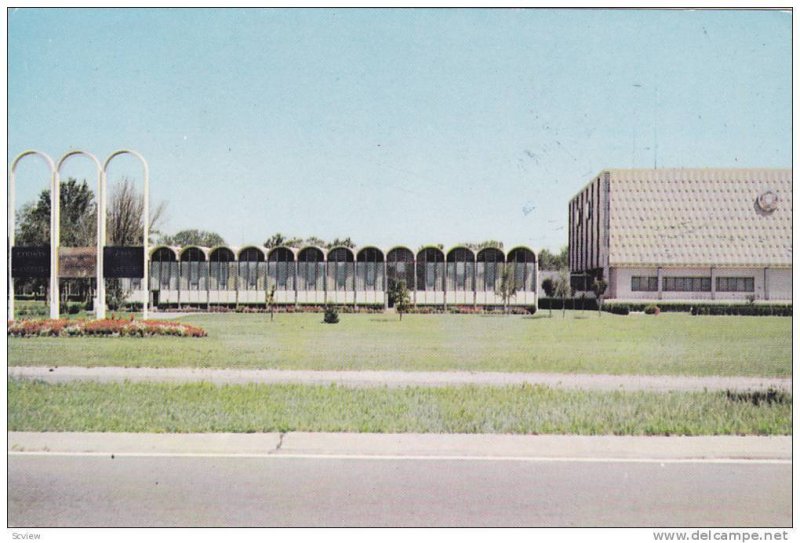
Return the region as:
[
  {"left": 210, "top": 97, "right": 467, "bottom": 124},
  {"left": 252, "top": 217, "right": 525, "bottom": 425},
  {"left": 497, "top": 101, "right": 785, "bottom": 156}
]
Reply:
[
  {"left": 538, "top": 297, "right": 599, "bottom": 311},
  {"left": 602, "top": 302, "right": 792, "bottom": 317}
]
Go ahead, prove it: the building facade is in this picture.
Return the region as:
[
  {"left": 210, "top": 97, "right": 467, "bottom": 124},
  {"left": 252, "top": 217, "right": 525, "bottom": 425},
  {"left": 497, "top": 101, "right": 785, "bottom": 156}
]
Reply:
[
  {"left": 569, "top": 168, "right": 792, "bottom": 301},
  {"left": 127, "top": 244, "right": 537, "bottom": 309}
]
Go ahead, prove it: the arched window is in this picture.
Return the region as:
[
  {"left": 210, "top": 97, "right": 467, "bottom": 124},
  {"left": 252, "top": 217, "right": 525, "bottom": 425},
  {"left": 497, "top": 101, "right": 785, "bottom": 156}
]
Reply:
[
  {"left": 327, "top": 247, "right": 355, "bottom": 292},
  {"left": 151, "top": 247, "right": 178, "bottom": 290},
  {"left": 238, "top": 247, "right": 265, "bottom": 291},
  {"left": 387, "top": 247, "right": 415, "bottom": 291},
  {"left": 416, "top": 247, "right": 444, "bottom": 292},
  {"left": 179, "top": 247, "right": 207, "bottom": 291},
  {"left": 297, "top": 247, "right": 325, "bottom": 291},
  {"left": 268, "top": 247, "right": 295, "bottom": 291},
  {"left": 507, "top": 247, "right": 537, "bottom": 292},
  {"left": 446, "top": 247, "right": 475, "bottom": 292},
  {"left": 476, "top": 248, "right": 505, "bottom": 292},
  {"left": 209, "top": 247, "right": 235, "bottom": 290},
  {"left": 356, "top": 247, "right": 385, "bottom": 291}
]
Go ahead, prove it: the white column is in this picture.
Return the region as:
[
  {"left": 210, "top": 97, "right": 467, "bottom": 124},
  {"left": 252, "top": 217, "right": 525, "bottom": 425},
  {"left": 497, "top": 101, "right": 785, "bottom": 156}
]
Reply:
[{"left": 9, "top": 151, "right": 58, "bottom": 320}]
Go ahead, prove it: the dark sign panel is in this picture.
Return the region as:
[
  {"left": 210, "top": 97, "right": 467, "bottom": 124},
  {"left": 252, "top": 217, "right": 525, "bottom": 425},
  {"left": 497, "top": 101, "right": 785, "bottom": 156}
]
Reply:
[
  {"left": 60, "top": 247, "right": 97, "bottom": 278},
  {"left": 12, "top": 246, "right": 51, "bottom": 278},
  {"left": 104, "top": 246, "right": 145, "bottom": 278}
]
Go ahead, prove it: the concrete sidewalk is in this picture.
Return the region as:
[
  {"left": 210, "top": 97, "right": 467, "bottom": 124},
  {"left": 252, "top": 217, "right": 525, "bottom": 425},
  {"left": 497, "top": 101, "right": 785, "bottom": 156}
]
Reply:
[
  {"left": 8, "top": 365, "right": 792, "bottom": 392},
  {"left": 8, "top": 432, "right": 791, "bottom": 461}
]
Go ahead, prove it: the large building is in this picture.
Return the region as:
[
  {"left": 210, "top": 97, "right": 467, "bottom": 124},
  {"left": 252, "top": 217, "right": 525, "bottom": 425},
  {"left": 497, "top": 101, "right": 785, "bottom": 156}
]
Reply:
[
  {"left": 568, "top": 168, "right": 792, "bottom": 301},
  {"left": 127, "top": 244, "right": 538, "bottom": 309}
]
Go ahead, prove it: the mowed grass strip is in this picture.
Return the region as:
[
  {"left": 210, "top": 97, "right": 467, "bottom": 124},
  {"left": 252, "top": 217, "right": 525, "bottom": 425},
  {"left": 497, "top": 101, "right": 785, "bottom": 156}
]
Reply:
[
  {"left": 8, "top": 379, "right": 791, "bottom": 436},
  {"left": 8, "top": 312, "right": 791, "bottom": 377}
]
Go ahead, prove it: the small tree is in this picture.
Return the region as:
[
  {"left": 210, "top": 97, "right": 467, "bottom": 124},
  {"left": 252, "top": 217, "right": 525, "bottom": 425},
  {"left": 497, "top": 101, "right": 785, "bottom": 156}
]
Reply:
[
  {"left": 554, "top": 269, "right": 571, "bottom": 318},
  {"left": 266, "top": 286, "right": 277, "bottom": 322},
  {"left": 592, "top": 278, "right": 608, "bottom": 317},
  {"left": 389, "top": 280, "right": 412, "bottom": 321},
  {"left": 541, "top": 277, "right": 555, "bottom": 316},
  {"left": 496, "top": 263, "right": 519, "bottom": 314}
]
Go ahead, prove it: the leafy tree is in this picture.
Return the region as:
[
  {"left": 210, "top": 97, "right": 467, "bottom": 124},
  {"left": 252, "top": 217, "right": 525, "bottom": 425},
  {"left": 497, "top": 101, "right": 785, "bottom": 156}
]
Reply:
[
  {"left": 538, "top": 246, "right": 568, "bottom": 271},
  {"left": 263, "top": 232, "right": 286, "bottom": 249},
  {"left": 161, "top": 229, "right": 225, "bottom": 247},
  {"left": 388, "top": 280, "right": 411, "bottom": 321},
  {"left": 16, "top": 178, "right": 96, "bottom": 247},
  {"left": 592, "top": 278, "right": 608, "bottom": 317},
  {"left": 496, "top": 263, "right": 519, "bottom": 314},
  {"left": 304, "top": 236, "right": 327, "bottom": 248},
  {"left": 554, "top": 269, "right": 571, "bottom": 318},
  {"left": 462, "top": 240, "right": 504, "bottom": 251},
  {"left": 419, "top": 243, "right": 444, "bottom": 251},
  {"left": 329, "top": 237, "right": 356, "bottom": 249},
  {"left": 541, "top": 277, "right": 555, "bottom": 316},
  {"left": 264, "top": 234, "right": 357, "bottom": 250}
]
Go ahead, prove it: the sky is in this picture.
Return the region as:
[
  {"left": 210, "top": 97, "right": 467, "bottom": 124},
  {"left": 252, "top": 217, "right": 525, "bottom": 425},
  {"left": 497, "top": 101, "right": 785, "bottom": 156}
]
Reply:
[{"left": 7, "top": 8, "right": 792, "bottom": 251}]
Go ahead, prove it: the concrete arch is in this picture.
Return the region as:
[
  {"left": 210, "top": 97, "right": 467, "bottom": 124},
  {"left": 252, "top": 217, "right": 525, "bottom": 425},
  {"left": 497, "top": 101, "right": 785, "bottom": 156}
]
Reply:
[{"left": 179, "top": 246, "right": 209, "bottom": 262}]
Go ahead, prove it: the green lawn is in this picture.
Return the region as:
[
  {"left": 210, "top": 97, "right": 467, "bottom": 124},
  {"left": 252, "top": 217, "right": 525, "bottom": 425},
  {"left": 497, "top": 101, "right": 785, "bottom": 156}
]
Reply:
[
  {"left": 8, "top": 312, "right": 791, "bottom": 376},
  {"left": 8, "top": 379, "right": 790, "bottom": 435}
]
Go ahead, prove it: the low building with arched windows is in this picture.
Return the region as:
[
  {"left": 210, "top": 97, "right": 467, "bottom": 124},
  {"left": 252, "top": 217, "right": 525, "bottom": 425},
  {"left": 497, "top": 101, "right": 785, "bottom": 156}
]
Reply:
[{"left": 137, "top": 243, "right": 538, "bottom": 310}]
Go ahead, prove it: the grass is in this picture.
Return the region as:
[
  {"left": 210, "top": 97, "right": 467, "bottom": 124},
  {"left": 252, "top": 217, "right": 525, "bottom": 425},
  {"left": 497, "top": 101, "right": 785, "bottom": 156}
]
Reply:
[
  {"left": 8, "top": 312, "right": 791, "bottom": 377},
  {"left": 8, "top": 379, "right": 790, "bottom": 435}
]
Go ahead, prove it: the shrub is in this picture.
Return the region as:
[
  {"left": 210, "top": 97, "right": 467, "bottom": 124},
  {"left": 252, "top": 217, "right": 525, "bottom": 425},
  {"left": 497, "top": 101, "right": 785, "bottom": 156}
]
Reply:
[
  {"left": 726, "top": 388, "right": 789, "bottom": 406},
  {"left": 323, "top": 306, "right": 340, "bottom": 324},
  {"left": 644, "top": 304, "right": 660, "bottom": 315},
  {"left": 603, "top": 303, "right": 630, "bottom": 316}
]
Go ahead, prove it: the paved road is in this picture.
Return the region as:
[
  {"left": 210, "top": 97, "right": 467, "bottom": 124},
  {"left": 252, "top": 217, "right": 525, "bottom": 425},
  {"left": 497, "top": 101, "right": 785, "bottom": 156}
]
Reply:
[
  {"left": 7, "top": 365, "right": 791, "bottom": 392},
  {"left": 8, "top": 454, "right": 790, "bottom": 527},
  {"left": 8, "top": 432, "right": 791, "bottom": 527}
]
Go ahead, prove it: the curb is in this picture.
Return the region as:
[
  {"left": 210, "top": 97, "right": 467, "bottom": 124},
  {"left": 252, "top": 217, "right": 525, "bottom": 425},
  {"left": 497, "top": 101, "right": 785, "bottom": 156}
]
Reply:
[{"left": 8, "top": 432, "right": 791, "bottom": 461}]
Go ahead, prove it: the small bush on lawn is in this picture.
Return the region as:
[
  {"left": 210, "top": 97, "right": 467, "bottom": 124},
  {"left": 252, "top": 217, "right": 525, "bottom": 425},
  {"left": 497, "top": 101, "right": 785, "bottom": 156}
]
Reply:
[
  {"left": 603, "top": 304, "right": 630, "bottom": 315},
  {"left": 323, "top": 306, "right": 340, "bottom": 324},
  {"left": 644, "top": 304, "right": 660, "bottom": 315},
  {"left": 7, "top": 318, "right": 207, "bottom": 338}
]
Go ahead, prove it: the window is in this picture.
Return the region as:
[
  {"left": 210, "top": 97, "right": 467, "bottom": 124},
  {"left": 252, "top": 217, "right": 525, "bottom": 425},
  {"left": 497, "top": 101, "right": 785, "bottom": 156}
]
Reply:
[
  {"left": 662, "top": 277, "right": 711, "bottom": 292},
  {"left": 716, "top": 277, "right": 754, "bottom": 292},
  {"left": 631, "top": 276, "right": 658, "bottom": 291}
]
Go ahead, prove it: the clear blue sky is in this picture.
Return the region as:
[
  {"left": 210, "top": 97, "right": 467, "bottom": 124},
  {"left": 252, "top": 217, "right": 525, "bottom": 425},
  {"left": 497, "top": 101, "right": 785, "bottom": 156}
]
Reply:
[{"left": 8, "top": 8, "right": 791, "bottom": 251}]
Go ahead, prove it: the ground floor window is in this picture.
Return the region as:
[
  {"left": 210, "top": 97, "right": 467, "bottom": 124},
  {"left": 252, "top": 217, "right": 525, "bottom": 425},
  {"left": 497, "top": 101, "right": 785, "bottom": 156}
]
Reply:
[
  {"left": 662, "top": 277, "right": 711, "bottom": 292},
  {"left": 631, "top": 276, "right": 658, "bottom": 291},
  {"left": 716, "top": 277, "right": 754, "bottom": 292}
]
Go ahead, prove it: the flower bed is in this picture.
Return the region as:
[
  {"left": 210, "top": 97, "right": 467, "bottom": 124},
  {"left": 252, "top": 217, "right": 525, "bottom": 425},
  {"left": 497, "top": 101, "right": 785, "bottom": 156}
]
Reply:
[{"left": 8, "top": 318, "right": 207, "bottom": 338}]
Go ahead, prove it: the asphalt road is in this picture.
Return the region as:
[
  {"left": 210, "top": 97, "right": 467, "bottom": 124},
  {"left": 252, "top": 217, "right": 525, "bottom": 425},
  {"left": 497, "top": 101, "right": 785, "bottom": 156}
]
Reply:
[{"left": 9, "top": 454, "right": 790, "bottom": 527}]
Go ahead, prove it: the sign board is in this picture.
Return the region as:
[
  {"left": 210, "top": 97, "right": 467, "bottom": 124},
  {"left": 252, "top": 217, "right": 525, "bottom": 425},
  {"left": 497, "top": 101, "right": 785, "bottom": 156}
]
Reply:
[
  {"left": 104, "top": 246, "right": 145, "bottom": 278},
  {"left": 11, "top": 246, "right": 51, "bottom": 278},
  {"left": 59, "top": 247, "right": 97, "bottom": 278}
]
